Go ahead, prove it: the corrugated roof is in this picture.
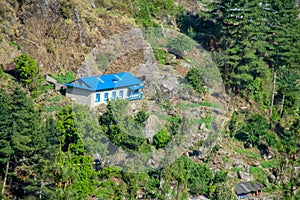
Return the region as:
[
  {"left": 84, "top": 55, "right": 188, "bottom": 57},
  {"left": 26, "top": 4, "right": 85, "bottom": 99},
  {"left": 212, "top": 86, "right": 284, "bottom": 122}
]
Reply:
[
  {"left": 66, "top": 72, "right": 143, "bottom": 91},
  {"left": 234, "top": 182, "right": 265, "bottom": 195}
]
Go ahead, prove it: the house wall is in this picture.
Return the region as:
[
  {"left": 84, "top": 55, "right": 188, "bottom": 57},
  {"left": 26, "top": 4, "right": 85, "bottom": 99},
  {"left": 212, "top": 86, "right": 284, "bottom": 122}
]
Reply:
[
  {"left": 66, "top": 87, "right": 92, "bottom": 107},
  {"left": 66, "top": 86, "right": 142, "bottom": 108},
  {"left": 91, "top": 87, "right": 129, "bottom": 107}
]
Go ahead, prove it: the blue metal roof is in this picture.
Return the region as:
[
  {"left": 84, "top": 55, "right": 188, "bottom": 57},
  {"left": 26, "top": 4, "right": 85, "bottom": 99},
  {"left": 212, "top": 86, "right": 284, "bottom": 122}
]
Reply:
[
  {"left": 66, "top": 72, "right": 143, "bottom": 91},
  {"left": 129, "top": 85, "right": 144, "bottom": 90}
]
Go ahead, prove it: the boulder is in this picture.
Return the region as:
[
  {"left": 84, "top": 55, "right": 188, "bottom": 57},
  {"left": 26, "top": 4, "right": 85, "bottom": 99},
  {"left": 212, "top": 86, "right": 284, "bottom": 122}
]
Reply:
[
  {"left": 233, "top": 159, "right": 244, "bottom": 169},
  {"left": 228, "top": 171, "right": 237, "bottom": 179},
  {"left": 238, "top": 171, "right": 253, "bottom": 182},
  {"left": 143, "top": 115, "right": 164, "bottom": 142},
  {"left": 147, "top": 76, "right": 180, "bottom": 102},
  {"left": 268, "top": 173, "right": 276, "bottom": 183}
]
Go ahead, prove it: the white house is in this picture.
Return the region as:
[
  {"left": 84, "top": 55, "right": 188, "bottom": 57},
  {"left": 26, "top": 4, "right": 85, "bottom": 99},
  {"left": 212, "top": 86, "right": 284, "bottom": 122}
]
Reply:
[{"left": 65, "top": 72, "right": 144, "bottom": 108}]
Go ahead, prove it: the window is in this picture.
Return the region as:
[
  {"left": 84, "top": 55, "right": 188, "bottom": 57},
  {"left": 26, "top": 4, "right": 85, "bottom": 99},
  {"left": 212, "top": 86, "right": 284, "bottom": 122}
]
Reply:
[
  {"left": 95, "top": 93, "right": 100, "bottom": 102},
  {"left": 119, "top": 90, "right": 123, "bottom": 99},
  {"left": 104, "top": 92, "right": 109, "bottom": 101},
  {"left": 112, "top": 91, "right": 116, "bottom": 100}
]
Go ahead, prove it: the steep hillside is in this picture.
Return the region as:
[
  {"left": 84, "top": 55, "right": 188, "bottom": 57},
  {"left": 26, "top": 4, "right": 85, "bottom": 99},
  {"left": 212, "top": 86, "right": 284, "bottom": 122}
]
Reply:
[
  {"left": 0, "top": 0, "right": 134, "bottom": 74},
  {"left": 0, "top": 0, "right": 299, "bottom": 199}
]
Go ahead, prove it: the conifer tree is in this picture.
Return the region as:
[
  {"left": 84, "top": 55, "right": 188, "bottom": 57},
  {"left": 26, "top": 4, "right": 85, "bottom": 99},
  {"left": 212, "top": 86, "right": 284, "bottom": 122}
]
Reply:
[{"left": 0, "top": 87, "right": 43, "bottom": 198}]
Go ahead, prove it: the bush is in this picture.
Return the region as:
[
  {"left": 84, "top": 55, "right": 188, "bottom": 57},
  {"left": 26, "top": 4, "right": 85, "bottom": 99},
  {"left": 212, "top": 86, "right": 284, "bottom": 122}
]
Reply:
[
  {"left": 135, "top": 110, "right": 150, "bottom": 124},
  {"left": 135, "top": 2, "right": 155, "bottom": 27},
  {"left": 167, "top": 35, "right": 195, "bottom": 56},
  {"left": 153, "top": 48, "right": 169, "bottom": 65},
  {"left": 213, "top": 170, "right": 228, "bottom": 184},
  {"left": 261, "top": 160, "right": 277, "bottom": 168},
  {"left": 249, "top": 166, "right": 268, "bottom": 184},
  {"left": 153, "top": 128, "right": 170, "bottom": 148},
  {"left": 52, "top": 71, "right": 75, "bottom": 83},
  {"left": 185, "top": 67, "right": 207, "bottom": 94},
  {"left": 14, "top": 54, "right": 42, "bottom": 92}
]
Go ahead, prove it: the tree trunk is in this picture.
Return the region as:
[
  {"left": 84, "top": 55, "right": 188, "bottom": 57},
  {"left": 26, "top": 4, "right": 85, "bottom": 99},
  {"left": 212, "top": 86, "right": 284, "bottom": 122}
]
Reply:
[
  {"left": 270, "top": 68, "right": 277, "bottom": 118},
  {"left": 279, "top": 93, "right": 285, "bottom": 118},
  {"left": 1, "top": 156, "right": 10, "bottom": 199}
]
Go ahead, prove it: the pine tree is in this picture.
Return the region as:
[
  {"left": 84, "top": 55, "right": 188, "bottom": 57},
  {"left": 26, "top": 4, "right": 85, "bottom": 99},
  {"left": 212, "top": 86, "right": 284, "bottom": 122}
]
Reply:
[
  {"left": 265, "top": 0, "right": 300, "bottom": 118},
  {"left": 0, "top": 87, "right": 43, "bottom": 198},
  {"left": 57, "top": 106, "right": 85, "bottom": 155}
]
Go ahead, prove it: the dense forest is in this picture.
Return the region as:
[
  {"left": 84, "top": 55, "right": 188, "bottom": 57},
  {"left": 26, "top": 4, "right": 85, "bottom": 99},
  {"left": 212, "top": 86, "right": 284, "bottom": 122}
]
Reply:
[{"left": 0, "top": 0, "right": 299, "bottom": 199}]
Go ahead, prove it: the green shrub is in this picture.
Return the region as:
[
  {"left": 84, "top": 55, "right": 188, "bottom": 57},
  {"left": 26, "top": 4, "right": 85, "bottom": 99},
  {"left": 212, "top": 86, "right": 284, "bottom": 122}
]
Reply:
[
  {"left": 249, "top": 166, "right": 265, "bottom": 175},
  {"left": 234, "top": 147, "right": 260, "bottom": 159},
  {"left": 185, "top": 67, "right": 207, "bottom": 94},
  {"left": 153, "top": 48, "right": 169, "bottom": 65},
  {"left": 213, "top": 170, "right": 228, "bottom": 184},
  {"left": 40, "top": 84, "right": 55, "bottom": 93},
  {"left": 135, "top": 110, "right": 150, "bottom": 124},
  {"left": 48, "top": 96, "right": 63, "bottom": 102},
  {"left": 167, "top": 35, "right": 195, "bottom": 56},
  {"left": 261, "top": 160, "right": 277, "bottom": 168},
  {"left": 249, "top": 166, "right": 267, "bottom": 184},
  {"left": 135, "top": 2, "right": 155, "bottom": 27},
  {"left": 153, "top": 128, "right": 170, "bottom": 148},
  {"left": 176, "top": 102, "right": 220, "bottom": 110},
  {"left": 232, "top": 167, "right": 242, "bottom": 172},
  {"left": 52, "top": 71, "right": 75, "bottom": 84},
  {"left": 44, "top": 105, "right": 61, "bottom": 112},
  {"left": 14, "top": 54, "right": 42, "bottom": 91}
]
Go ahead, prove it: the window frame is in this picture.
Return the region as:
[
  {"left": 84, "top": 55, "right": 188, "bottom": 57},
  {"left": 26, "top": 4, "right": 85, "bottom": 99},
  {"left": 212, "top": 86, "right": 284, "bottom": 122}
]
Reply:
[
  {"left": 112, "top": 91, "right": 116, "bottom": 100},
  {"left": 95, "top": 93, "right": 100, "bottom": 102},
  {"left": 119, "top": 90, "right": 124, "bottom": 99},
  {"left": 104, "top": 92, "right": 109, "bottom": 101}
]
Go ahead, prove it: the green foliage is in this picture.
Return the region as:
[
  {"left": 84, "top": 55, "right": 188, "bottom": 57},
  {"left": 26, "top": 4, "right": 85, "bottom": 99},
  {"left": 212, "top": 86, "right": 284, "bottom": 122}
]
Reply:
[
  {"left": 168, "top": 35, "right": 195, "bottom": 56},
  {"left": 14, "top": 54, "right": 42, "bottom": 91},
  {"left": 185, "top": 67, "right": 207, "bottom": 94},
  {"left": 134, "top": 110, "right": 150, "bottom": 124},
  {"left": 187, "top": 158, "right": 213, "bottom": 195},
  {"left": 234, "top": 147, "right": 260, "bottom": 159},
  {"left": 148, "top": 0, "right": 176, "bottom": 18},
  {"left": 0, "top": 87, "right": 50, "bottom": 198},
  {"left": 153, "top": 48, "right": 170, "bottom": 65},
  {"left": 57, "top": 106, "right": 85, "bottom": 155},
  {"left": 198, "top": 0, "right": 300, "bottom": 108},
  {"left": 277, "top": 117, "right": 300, "bottom": 155},
  {"left": 213, "top": 170, "right": 228, "bottom": 184},
  {"left": 261, "top": 160, "right": 278, "bottom": 168},
  {"left": 153, "top": 128, "right": 170, "bottom": 148},
  {"left": 61, "top": 1, "right": 73, "bottom": 19},
  {"left": 235, "top": 114, "right": 272, "bottom": 147},
  {"left": 245, "top": 78, "right": 270, "bottom": 108},
  {"left": 54, "top": 153, "right": 98, "bottom": 199},
  {"left": 249, "top": 166, "right": 268, "bottom": 184},
  {"left": 40, "top": 84, "right": 55, "bottom": 93},
  {"left": 222, "top": 157, "right": 229, "bottom": 163},
  {"left": 100, "top": 99, "right": 147, "bottom": 151},
  {"left": 176, "top": 101, "right": 221, "bottom": 110},
  {"left": 232, "top": 167, "right": 242, "bottom": 172},
  {"left": 48, "top": 95, "right": 62, "bottom": 102},
  {"left": 72, "top": 105, "right": 108, "bottom": 155},
  {"left": 213, "top": 182, "right": 238, "bottom": 200},
  {"left": 52, "top": 70, "right": 75, "bottom": 84},
  {"left": 134, "top": 0, "right": 176, "bottom": 27},
  {"left": 135, "top": 1, "right": 156, "bottom": 27},
  {"left": 160, "top": 156, "right": 213, "bottom": 198},
  {"left": 9, "top": 40, "right": 21, "bottom": 50},
  {"left": 166, "top": 114, "right": 181, "bottom": 135},
  {"left": 161, "top": 99, "right": 173, "bottom": 111}
]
